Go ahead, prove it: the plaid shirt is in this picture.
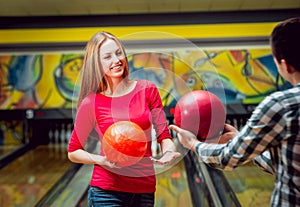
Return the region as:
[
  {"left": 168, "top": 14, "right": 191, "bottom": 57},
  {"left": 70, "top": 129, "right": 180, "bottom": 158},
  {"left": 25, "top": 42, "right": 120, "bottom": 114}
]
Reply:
[{"left": 196, "top": 83, "right": 300, "bottom": 207}]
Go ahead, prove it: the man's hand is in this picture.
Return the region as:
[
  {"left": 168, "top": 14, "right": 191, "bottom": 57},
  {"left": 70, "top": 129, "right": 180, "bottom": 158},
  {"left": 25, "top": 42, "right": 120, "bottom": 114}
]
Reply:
[
  {"left": 169, "top": 125, "right": 200, "bottom": 151},
  {"left": 218, "top": 123, "right": 238, "bottom": 144}
]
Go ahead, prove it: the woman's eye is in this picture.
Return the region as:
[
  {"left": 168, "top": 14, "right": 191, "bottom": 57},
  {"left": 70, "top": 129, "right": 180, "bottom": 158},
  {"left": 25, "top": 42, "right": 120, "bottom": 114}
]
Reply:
[
  {"left": 104, "top": 55, "right": 111, "bottom": 59},
  {"left": 116, "top": 51, "right": 122, "bottom": 56}
]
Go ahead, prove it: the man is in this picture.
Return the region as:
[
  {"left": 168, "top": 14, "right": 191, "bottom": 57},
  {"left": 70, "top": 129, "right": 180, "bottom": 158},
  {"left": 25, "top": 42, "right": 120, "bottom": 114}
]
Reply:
[{"left": 170, "top": 17, "right": 300, "bottom": 207}]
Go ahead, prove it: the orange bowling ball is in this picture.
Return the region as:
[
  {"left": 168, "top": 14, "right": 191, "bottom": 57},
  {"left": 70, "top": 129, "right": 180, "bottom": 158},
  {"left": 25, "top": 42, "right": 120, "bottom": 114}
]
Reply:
[
  {"left": 174, "top": 90, "right": 226, "bottom": 141},
  {"left": 102, "top": 121, "right": 147, "bottom": 167}
]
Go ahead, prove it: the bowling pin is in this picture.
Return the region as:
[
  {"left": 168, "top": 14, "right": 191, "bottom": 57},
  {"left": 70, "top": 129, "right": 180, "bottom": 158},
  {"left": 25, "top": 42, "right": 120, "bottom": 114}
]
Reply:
[
  {"left": 54, "top": 124, "right": 60, "bottom": 158},
  {"left": 48, "top": 124, "right": 54, "bottom": 158},
  {"left": 48, "top": 124, "right": 54, "bottom": 147},
  {"left": 65, "top": 123, "right": 72, "bottom": 143},
  {"left": 60, "top": 123, "right": 66, "bottom": 159}
]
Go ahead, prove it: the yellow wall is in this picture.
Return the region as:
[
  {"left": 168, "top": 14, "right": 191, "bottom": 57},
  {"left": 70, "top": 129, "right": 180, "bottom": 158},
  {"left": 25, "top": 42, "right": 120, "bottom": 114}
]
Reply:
[{"left": 0, "top": 23, "right": 277, "bottom": 44}]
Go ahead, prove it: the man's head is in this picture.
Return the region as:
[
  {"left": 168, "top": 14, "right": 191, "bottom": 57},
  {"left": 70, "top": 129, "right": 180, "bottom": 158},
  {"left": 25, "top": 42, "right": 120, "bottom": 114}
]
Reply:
[{"left": 270, "top": 17, "right": 300, "bottom": 72}]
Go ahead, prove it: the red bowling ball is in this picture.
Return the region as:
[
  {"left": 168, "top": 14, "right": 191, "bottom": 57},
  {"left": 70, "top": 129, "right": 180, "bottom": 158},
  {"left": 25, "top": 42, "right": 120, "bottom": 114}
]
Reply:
[
  {"left": 174, "top": 90, "right": 226, "bottom": 141},
  {"left": 102, "top": 121, "right": 147, "bottom": 167}
]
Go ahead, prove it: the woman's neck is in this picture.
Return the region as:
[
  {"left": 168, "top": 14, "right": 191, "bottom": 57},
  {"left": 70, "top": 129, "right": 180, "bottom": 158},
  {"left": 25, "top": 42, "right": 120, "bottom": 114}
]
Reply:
[
  {"left": 111, "top": 78, "right": 124, "bottom": 92},
  {"left": 104, "top": 79, "right": 135, "bottom": 97}
]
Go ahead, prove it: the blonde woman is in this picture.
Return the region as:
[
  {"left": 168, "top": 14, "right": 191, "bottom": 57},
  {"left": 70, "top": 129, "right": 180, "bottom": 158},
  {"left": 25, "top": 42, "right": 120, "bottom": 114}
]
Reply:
[{"left": 68, "top": 32, "right": 180, "bottom": 207}]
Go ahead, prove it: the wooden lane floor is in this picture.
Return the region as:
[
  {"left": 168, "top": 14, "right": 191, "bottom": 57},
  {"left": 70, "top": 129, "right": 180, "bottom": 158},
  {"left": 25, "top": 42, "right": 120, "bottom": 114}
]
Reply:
[
  {"left": 74, "top": 154, "right": 271, "bottom": 207},
  {"left": 0, "top": 144, "right": 73, "bottom": 207},
  {"left": 0, "top": 145, "right": 23, "bottom": 159},
  {"left": 156, "top": 158, "right": 274, "bottom": 207},
  {"left": 154, "top": 160, "right": 193, "bottom": 207},
  {"left": 77, "top": 159, "right": 193, "bottom": 207},
  {"left": 223, "top": 162, "right": 274, "bottom": 207}
]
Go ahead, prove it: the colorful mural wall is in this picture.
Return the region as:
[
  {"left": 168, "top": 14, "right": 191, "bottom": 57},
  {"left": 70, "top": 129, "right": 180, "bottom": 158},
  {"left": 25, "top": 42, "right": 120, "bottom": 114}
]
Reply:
[{"left": 0, "top": 48, "right": 290, "bottom": 110}]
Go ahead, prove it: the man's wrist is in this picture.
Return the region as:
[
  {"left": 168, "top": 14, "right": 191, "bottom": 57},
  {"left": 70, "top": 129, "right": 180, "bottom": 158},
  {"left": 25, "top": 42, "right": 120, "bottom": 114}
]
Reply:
[{"left": 191, "top": 140, "right": 201, "bottom": 152}]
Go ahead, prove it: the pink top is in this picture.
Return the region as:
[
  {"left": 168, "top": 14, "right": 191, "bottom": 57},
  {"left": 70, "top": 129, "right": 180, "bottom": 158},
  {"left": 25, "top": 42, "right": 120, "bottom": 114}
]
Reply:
[{"left": 68, "top": 80, "right": 172, "bottom": 193}]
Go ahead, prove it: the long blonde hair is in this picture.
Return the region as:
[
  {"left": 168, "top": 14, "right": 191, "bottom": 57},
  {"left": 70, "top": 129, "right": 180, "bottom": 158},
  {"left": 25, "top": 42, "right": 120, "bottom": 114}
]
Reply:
[{"left": 77, "top": 32, "right": 129, "bottom": 108}]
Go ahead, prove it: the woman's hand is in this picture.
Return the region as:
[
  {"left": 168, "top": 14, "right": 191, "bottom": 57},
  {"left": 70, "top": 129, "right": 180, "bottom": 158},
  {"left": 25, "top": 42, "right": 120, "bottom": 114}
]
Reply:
[
  {"left": 95, "top": 155, "right": 120, "bottom": 168},
  {"left": 151, "top": 151, "right": 181, "bottom": 165},
  {"left": 68, "top": 150, "right": 119, "bottom": 168},
  {"left": 151, "top": 138, "right": 181, "bottom": 165}
]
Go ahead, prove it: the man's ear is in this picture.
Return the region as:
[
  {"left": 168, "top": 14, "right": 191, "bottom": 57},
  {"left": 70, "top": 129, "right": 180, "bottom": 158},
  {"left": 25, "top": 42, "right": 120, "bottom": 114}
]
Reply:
[{"left": 281, "top": 59, "right": 295, "bottom": 73}]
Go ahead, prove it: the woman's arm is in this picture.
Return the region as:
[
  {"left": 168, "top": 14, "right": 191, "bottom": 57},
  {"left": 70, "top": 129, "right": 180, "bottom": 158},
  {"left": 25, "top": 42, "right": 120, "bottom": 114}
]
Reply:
[
  {"left": 151, "top": 138, "right": 181, "bottom": 165},
  {"left": 68, "top": 95, "right": 118, "bottom": 168},
  {"left": 147, "top": 82, "right": 181, "bottom": 164},
  {"left": 160, "top": 138, "right": 177, "bottom": 153},
  {"left": 68, "top": 149, "right": 117, "bottom": 168}
]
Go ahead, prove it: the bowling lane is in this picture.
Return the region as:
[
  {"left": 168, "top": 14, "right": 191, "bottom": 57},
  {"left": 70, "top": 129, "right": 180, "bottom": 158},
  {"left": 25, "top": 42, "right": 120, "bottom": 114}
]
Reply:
[
  {"left": 157, "top": 153, "right": 273, "bottom": 207},
  {"left": 75, "top": 159, "right": 194, "bottom": 207},
  {"left": 223, "top": 162, "right": 274, "bottom": 207},
  {"left": 0, "top": 144, "right": 73, "bottom": 207},
  {"left": 154, "top": 160, "right": 193, "bottom": 207},
  {"left": 180, "top": 149, "right": 274, "bottom": 207},
  {"left": 76, "top": 152, "right": 241, "bottom": 207},
  {"left": 0, "top": 145, "right": 22, "bottom": 158}
]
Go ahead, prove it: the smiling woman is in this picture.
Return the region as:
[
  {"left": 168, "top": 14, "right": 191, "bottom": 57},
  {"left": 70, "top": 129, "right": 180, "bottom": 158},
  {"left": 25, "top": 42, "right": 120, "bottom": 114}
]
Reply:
[
  {"left": 99, "top": 38, "right": 127, "bottom": 86},
  {"left": 67, "top": 31, "right": 181, "bottom": 207}
]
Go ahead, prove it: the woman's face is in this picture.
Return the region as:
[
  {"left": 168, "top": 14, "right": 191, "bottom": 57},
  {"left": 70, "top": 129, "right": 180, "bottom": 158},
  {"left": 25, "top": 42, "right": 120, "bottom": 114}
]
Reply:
[{"left": 99, "top": 39, "right": 126, "bottom": 80}]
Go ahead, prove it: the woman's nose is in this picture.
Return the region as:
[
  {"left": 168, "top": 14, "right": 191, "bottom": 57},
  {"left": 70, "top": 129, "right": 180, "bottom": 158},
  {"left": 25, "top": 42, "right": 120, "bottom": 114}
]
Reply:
[{"left": 111, "top": 54, "right": 120, "bottom": 63}]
